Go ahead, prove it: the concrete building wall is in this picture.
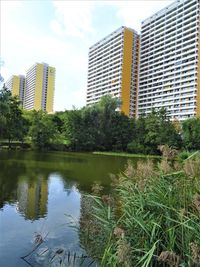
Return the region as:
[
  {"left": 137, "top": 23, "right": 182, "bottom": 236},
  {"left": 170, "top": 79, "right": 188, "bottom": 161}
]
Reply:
[
  {"left": 86, "top": 26, "right": 139, "bottom": 117},
  {"left": 138, "top": 0, "right": 200, "bottom": 120}
]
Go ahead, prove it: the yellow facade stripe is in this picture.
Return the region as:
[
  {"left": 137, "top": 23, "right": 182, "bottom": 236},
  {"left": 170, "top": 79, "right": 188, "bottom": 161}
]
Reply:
[
  {"left": 196, "top": 21, "right": 200, "bottom": 117},
  {"left": 121, "top": 29, "right": 133, "bottom": 116},
  {"left": 135, "top": 37, "right": 140, "bottom": 118},
  {"left": 39, "top": 180, "right": 48, "bottom": 215},
  {"left": 12, "top": 76, "right": 20, "bottom": 97},
  {"left": 27, "top": 183, "right": 37, "bottom": 220},
  {"left": 34, "top": 64, "right": 44, "bottom": 111},
  {"left": 46, "top": 67, "right": 55, "bottom": 113}
]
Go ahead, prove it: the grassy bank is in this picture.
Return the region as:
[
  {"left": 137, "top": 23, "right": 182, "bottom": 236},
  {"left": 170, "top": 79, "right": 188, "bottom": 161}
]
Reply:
[
  {"left": 93, "top": 151, "right": 161, "bottom": 159},
  {"left": 81, "top": 154, "right": 200, "bottom": 266}
]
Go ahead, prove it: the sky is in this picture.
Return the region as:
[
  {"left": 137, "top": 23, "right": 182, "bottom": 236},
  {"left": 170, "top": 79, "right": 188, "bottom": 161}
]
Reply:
[{"left": 1, "top": 0, "right": 173, "bottom": 112}]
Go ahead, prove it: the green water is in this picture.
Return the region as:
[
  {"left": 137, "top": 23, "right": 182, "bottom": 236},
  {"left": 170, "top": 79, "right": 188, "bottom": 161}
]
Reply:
[{"left": 0, "top": 151, "right": 140, "bottom": 267}]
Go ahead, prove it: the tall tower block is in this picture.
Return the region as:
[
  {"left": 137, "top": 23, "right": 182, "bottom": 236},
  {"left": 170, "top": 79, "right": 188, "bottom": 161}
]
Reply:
[{"left": 86, "top": 26, "right": 140, "bottom": 117}]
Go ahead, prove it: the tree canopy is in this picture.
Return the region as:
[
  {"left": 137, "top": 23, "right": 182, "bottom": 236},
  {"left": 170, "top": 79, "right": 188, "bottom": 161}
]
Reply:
[
  {"left": 0, "top": 87, "right": 199, "bottom": 153},
  {"left": 0, "top": 86, "right": 29, "bottom": 146}
]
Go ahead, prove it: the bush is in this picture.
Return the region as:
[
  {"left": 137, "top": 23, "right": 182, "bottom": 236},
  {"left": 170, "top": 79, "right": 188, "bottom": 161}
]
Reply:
[
  {"left": 182, "top": 118, "right": 200, "bottom": 150},
  {"left": 127, "top": 141, "right": 146, "bottom": 154}
]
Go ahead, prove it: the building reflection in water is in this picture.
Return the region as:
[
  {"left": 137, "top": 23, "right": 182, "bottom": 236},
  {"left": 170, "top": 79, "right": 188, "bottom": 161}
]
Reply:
[{"left": 16, "top": 176, "right": 48, "bottom": 220}]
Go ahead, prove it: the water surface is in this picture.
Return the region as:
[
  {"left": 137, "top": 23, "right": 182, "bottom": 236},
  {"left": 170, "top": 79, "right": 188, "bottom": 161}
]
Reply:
[{"left": 0, "top": 151, "right": 139, "bottom": 266}]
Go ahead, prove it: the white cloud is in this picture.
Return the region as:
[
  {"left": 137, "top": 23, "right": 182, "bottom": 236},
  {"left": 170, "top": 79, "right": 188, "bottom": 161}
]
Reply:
[
  {"left": 1, "top": 0, "right": 22, "bottom": 12},
  {"left": 104, "top": 1, "right": 173, "bottom": 32},
  {"left": 51, "top": 1, "right": 95, "bottom": 38},
  {"left": 50, "top": 19, "right": 65, "bottom": 36}
]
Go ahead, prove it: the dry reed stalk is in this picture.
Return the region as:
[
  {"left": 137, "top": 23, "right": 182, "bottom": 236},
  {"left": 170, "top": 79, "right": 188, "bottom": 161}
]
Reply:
[
  {"left": 173, "top": 161, "right": 182, "bottom": 171},
  {"left": 136, "top": 160, "right": 155, "bottom": 179},
  {"left": 91, "top": 183, "right": 103, "bottom": 195},
  {"left": 159, "top": 159, "right": 172, "bottom": 174},
  {"left": 101, "top": 195, "right": 114, "bottom": 206},
  {"left": 193, "top": 194, "right": 200, "bottom": 211},
  {"left": 190, "top": 242, "right": 200, "bottom": 264},
  {"left": 113, "top": 227, "right": 125, "bottom": 239},
  {"left": 158, "top": 251, "right": 180, "bottom": 267},
  {"left": 179, "top": 208, "right": 187, "bottom": 217},
  {"left": 117, "top": 239, "right": 131, "bottom": 264},
  {"left": 158, "top": 145, "right": 178, "bottom": 160},
  {"left": 124, "top": 160, "right": 135, "bottom": 178},
  {"left": 184, "top": 159, "right": 200, "bottom": 178}
]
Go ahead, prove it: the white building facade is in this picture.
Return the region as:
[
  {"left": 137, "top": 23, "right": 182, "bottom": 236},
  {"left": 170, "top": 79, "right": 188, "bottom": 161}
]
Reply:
[
  {"left": 138, "top": 0, "right": 200, "bottom": 120},
  {"left": 86, "top": 26, "right": 140, "bottom": 117}
]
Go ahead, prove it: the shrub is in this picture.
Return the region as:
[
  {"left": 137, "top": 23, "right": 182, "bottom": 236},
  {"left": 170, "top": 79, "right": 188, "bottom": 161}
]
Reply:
[{"left": 127, "top": 141, "right": 146, "bottom": 154}]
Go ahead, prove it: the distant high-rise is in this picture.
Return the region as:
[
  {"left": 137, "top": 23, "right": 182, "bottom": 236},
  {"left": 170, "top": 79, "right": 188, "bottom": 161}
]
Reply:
[
  {"left": 5, "top": 75, "right": 25, "bottom": 103},
  {"left": 86, "top": 26, "right": 140, "bottom": 117},
  {"left": 138, "top": 0, "right": 200, "bottom": 120},
  {"left": 24, "top": 63, "right": 55, "bottom": 113}
]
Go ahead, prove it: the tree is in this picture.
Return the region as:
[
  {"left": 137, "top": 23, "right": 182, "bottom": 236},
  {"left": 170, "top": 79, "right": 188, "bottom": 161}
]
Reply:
[
  {"left": 52, "top": 112, "right": 65, "bottom": 134},
  {"left": 80, "top": 105, "right": 101, "bottom": 151},
  {"left": 109, "top": 112, "right": 133, "bottom": 151},
  {"left": 128, "top": 109, "right": 182, "bottom": 154},
  {"left": 96, "top": 95, "right": 121, "bottom": 150},
  {"left": 63, "top": 109, "right": 83, "bottom": 150},
  {"left": 0, "top": 86, "right": 29, "bottom": 146},
  {"left": 62, "top": 95, "right": 132, "bottom": 152},
  {"left": 6, "top": 96, "right": 29, "bottom": 145},
  {"left": 182, "top": 118, "right": 200, "bottom": 150},
  {"left": 144, "top": 109, "right": 182, "bottom": 154},
  {"left": 127, "top": 115, "right": 146, "bottom": 153},
  {"left": 0, "top": 85, "right": 11, "bottom": 138},
  {"left": 29, "top": 110, "right": 56, "bottom": 150}
]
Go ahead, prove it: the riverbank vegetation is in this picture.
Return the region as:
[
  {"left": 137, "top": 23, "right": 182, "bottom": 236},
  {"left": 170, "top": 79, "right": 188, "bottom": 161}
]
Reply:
[
  {"left": 80, "top": 150, "right": 200, "bottom": 266},
  {"left": 93, "top": 151, "right": 161, "bottom": 158},
  {"left": 0, "top": 86, "right": 200, "bottom": 155}
]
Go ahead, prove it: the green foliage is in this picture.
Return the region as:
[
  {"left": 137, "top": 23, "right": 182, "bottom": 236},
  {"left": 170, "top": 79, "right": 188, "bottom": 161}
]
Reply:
[
  {"left": 1, "top": 89, "right": 199, "bottom": 153},
  {"left": 128, "top": 109, "right": 182, "bottom": 154},
  {"left": 0, "top": 85, "right": 11, "bottom": 128},
  {"left": 63, "top": 95, "right": 132, "bottom": 151},
  {"left": 178, "top": 151, "right": 191, "bottom": 160},
  {"left": 0, "top": 86, "right": 29, "bottom": 145},
  {"left": 83, "top": 158, "right": 200, "bottom": 266},
  {"left": 178, "top": 150, "right": 200, "bottom": 161},
  {"left": 29, "top": 111, "right": 56, "bottom": 150},
  {"left": 79, "top": 195, "right": 115, "bottom": 264},
  {"left": 51, "top": 112, "right": 65, "bottom": 133},
  {"left": 127, "top": 140, "right": 146, "bottom": 154},
  {"left": 144, "top": 109, "right": 181, "bottom": 152},
  {"left": 63, "top": 109, "right": 85, "bottom": 151},
  {"left": 182, "top": 118, "right": 200, "bottom": 150},
  {"left": 109, "top": 113, "right": 134, "bottom": 151}
]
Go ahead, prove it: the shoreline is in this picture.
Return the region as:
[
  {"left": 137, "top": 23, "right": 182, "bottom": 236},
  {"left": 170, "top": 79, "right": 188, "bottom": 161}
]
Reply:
[{"left": 93, "top": 151, "right": 161, "bottom": 159}]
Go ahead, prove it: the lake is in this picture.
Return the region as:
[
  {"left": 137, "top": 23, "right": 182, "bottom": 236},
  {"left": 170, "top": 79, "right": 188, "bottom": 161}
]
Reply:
[{"left": 0, "top": 151, "right": 140, "bottom": 267}]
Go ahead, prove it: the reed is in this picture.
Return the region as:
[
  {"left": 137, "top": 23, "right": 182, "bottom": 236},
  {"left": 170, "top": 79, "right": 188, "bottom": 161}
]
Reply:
[{"left": 85, "top": 154, "right": 200, "bottom": 266}]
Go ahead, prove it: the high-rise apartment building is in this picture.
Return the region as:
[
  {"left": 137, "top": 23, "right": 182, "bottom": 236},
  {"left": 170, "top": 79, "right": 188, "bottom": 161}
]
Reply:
[
  {"left": 24, "top": 63, "right": 55, "bottom": 113},
  {"left": 86, "top": 26, "right": 139, "bottom": 117},
  {"left": 5, "top": 75, "right": 25, "bottom": 103},
  {"left": 138, "top": 0, "right": 200, "bottom": 120}
]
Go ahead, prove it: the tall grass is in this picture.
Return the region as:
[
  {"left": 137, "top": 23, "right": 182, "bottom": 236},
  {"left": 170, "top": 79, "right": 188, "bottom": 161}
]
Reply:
[{"left": 82, "top": 152, "right": 200, "bottom": 266}]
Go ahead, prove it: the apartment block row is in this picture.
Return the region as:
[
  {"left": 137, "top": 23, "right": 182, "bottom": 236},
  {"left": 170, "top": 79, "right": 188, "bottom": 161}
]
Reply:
[
  {"left": 86, "top": 0, "right": 200, "bottom": 120},
  {"left": 5, "top": 62, "right": 55, "bottom": 113}
]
